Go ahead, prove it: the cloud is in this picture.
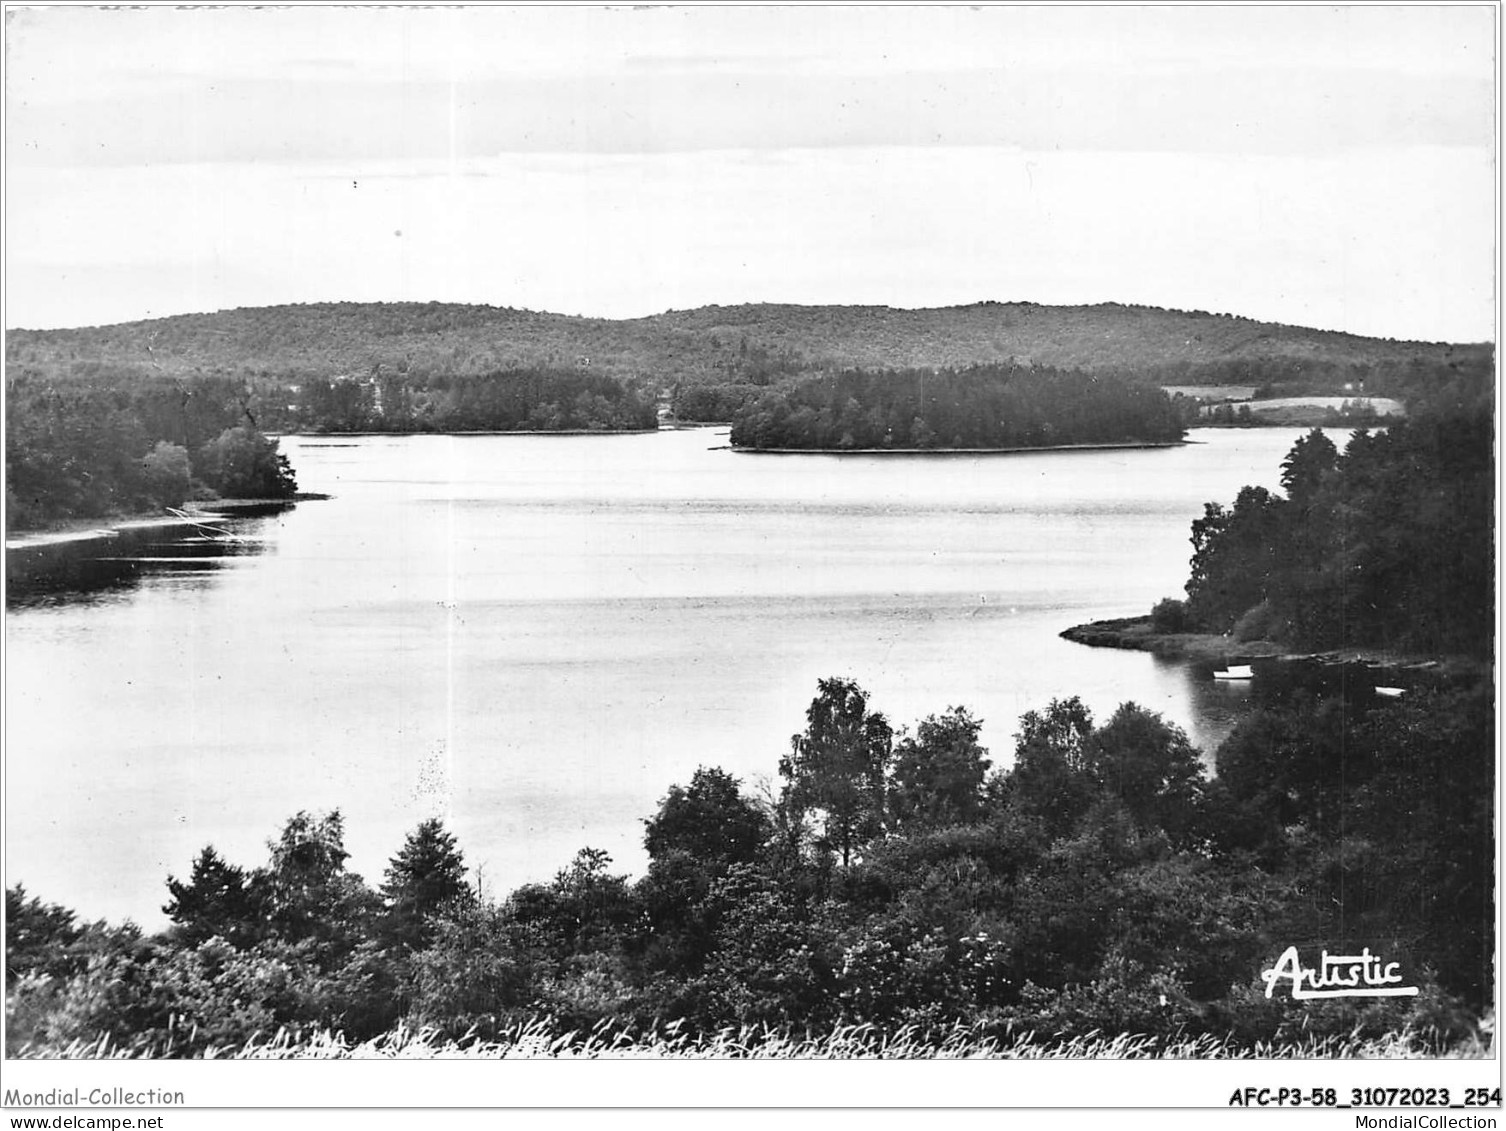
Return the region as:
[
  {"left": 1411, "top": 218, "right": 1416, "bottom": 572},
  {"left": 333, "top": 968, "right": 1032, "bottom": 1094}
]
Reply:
[
  {"left": 6, "top": 147, "right": 1494, "bottom": 343},
  {"left": 6, "top": 7, "right": 1492, "bottom": 341},
  {"left": 619, "top": 52, "right": 824, "bottom": 72},
  {"left": 8, "top": 65, "right": 1492, "bottom": 169},
  {"left": 7, "top": 5, "right": 1493, "bottom": 170}
]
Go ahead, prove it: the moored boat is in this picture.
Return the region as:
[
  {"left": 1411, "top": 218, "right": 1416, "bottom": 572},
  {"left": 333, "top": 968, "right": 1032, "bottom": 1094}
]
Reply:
[{"left": 1213, "top": 663, "right": 1255, "bottom": 680}]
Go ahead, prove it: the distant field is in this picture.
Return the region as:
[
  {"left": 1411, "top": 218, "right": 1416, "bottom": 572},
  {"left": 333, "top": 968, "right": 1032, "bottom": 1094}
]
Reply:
[
  {"left": 1246, "top": 396, "right": 1406, "bottom": 415},
  {"left": 1162, "top": 385, "right": 1258, "bottom": 401},
  {"left": 1198, "top": 395, "right": 1406, "bottom": 422}
]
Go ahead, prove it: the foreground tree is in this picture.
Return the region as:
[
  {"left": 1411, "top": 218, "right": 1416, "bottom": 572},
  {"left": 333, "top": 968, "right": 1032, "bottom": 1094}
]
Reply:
[
  {"left": 887, "top": 707, "right": 990, "bottom": 829},
  {"left": 643, "top": 767, "right": 769, "bottom": 870},
  {"left": 6, "top": 886, "right": 87, "bottom": 981},
  {"left": 1086, "top": 703, "right": 1206, "bottom": 848},
  {"left": 1005, "top": 696, "right": 1098, "bottom": 839},
  {"left": 780, "top": 678, "right": 893, "bottom": 865},
  {"left": 163, "top": 846, "right": 263, "bottom": 948},
  {"left": 379, "top": 818, "right": 474, "bottom": 950},
  {"left": 262, "top": 810, "right": 377, "bottom": 962}
]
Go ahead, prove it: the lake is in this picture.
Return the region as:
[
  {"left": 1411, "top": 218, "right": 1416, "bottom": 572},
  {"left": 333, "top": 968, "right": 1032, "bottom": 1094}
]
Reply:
[{"left": 5, "top": 426, "right": 1308, "bottom": 926}]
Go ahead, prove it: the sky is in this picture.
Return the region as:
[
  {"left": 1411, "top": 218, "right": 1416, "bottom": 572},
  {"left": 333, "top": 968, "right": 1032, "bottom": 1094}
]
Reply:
[{"left": 3, "top": 5, "right": 1497, "bottom": 341}]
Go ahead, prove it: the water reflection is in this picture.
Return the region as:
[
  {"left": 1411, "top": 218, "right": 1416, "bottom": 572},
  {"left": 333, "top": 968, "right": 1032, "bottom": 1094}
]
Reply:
[
  {"left": 1153, "top": 651, "right": 1256, "bottom": 762},
  {"left": 7, "top": 517, "right": 277, "bottom": 608}
]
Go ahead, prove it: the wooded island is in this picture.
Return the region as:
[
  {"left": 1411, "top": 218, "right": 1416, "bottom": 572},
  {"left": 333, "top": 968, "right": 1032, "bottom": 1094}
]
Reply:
[{"left": 728, "top": 364, "right": 1185, "bottom": 450}]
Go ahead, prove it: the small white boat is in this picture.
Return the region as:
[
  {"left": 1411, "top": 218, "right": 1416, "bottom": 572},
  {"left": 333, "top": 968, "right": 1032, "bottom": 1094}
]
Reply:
[
  {"left": 1213, "top": 664, "right": 1254, "bottom": 680},
  {"left": 1374, "top": 686, "right": 1406, "bottom": 698}
]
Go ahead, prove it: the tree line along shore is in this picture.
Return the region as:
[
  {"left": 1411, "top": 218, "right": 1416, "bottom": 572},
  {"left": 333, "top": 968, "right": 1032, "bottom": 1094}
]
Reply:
[
  {"left": 5, "top": 361, "right": 1184, "bottom": 537},
  {"left": 8, "top": 300, "right": 1493, "bottom": 533}
]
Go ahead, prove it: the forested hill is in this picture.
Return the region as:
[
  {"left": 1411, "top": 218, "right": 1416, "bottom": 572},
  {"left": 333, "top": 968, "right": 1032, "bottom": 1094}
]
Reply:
[{"left": 6, "top": 300, "right": 1490, "bottom": 390}]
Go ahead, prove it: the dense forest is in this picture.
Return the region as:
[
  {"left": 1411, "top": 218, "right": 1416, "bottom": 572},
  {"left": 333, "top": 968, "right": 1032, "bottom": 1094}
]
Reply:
[
  {"left": 6, "top": 667, "right": 1490, "bottom": 1057},
  {"left": 5, "top": 372, "right": 297, "bottom": 532},
  {"left": 1198, "top": 399, "right": 1392, "bottom": 429},
  {"left": 7, "top": 300, "right": 1490, "bottom": 402},
  {"left": 3, "top": 366, "right": 656, "bottom": 532},
  {"left": 291, "top": 368, "right": 657, "bottom": 434},
  {"left": 1159, "top": 403, "right": 1494, "bottom": 657},
  {"left": 728, "top": 365, "right": 1187, "bottom": 450}
]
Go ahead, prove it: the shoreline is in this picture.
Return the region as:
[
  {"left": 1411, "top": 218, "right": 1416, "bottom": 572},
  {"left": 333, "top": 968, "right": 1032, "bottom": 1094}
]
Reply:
[
  {"left": 5, "top": 496, "right": 322, "bottom": 589},
  {"left": 281, "top": 428, "right": 662, "bottom": 438},
  {"left": 728, "top": 440, "right": 1191, "bottom": 456},
  {"left": 1058, "top": 616, "right": 1285, "bottom": 666},
  {"left": 5, "top": 495, "right": 324, "bottom": 550},
  {"left": 1060, "top": 615, "right": 1482, "bottom": 684}
]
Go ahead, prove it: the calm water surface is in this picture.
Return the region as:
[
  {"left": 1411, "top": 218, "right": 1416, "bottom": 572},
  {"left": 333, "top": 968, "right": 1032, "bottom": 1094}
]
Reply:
[{"left": 6, "top": 427, "right": 1305, "bottom": 925}]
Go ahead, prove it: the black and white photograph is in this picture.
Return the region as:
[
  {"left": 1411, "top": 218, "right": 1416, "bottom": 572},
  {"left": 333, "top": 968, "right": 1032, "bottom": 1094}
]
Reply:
[{"left": 2, "top": 2, "right": 1498, "bottom": 1117}]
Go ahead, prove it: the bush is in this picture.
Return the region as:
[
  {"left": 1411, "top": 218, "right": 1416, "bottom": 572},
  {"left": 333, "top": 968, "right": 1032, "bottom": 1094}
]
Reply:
[
  {"left": 1207, "top": 974, "right": 1478, "bottom": 1051},
  {"left": 834, "top": 925, "right": 958, "bottom": 1025},
  {"left": 139, "top": 442, "right": 192, "bottom": 508},
  {"left": 404, "top": 905, "right": 539, "bottom": 1041},
  {"left": 1149, "top": 598, "right": 1187, "bottom": 634},
  {"left": 1231, "top": 600, "right": 1286, "bottom": 642},
  {"left": 1005, "top": 959, "right": 1206, "bottom": 1043},
  {"left": 536, "top": 952, "right": 641, "bottom": 1034}
]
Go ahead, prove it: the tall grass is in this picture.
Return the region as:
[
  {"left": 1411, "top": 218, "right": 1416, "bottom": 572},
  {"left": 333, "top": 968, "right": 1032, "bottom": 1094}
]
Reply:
[{"left": 15, "top": 1015, "right": 1494, "bottom": 1060}]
